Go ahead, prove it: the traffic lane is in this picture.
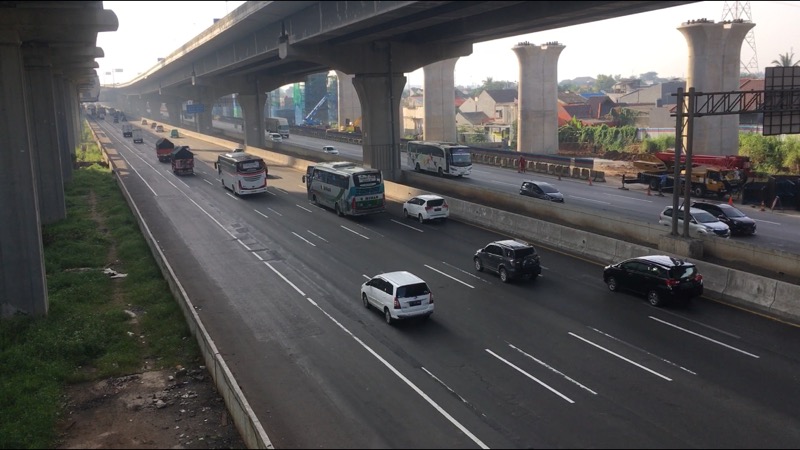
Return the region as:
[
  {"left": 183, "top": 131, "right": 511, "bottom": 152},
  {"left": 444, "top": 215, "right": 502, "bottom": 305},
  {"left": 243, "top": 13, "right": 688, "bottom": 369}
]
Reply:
[
  {"left": 263, "top": 169, "right": 800, "bottom": 446},
  {"left": 108, "top": 147, "right": 498, "bottom": 448},
  {"left": 267, "top": 129, "right": 800, "bottom": 252}
]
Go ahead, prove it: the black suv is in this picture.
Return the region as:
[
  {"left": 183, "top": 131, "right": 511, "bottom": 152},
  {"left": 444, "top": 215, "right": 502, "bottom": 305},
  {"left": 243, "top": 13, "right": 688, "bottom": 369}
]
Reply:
[
  {"left": 474, "top": 240, "right": 541, "bottom": 283},
  {"left": 690, "top": 201, "right": 756, "bottom": 236},
  {"left": 603, "top": 255, "right": 703, "bottom": 306}
]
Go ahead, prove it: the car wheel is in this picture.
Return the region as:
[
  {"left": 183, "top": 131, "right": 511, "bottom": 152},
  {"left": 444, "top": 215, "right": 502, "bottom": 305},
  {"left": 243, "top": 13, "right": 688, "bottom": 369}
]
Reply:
[
  {"left": 606, "top": 276, "right": 618, "bottom": 292},
  {"left": 362, "top": 293, "right": 370, "bottom": 309},
  {"left": 384, "top": 308, "right": 393, "bottom": 325},
  {"left": 438, "top": 167, "right": 444, "bottom": 177},
  {"left": 474, "top": 257, "right": 483, "bottom": 272},
  {"left": 403, "top": 208, "right": 409, "bottom": 219},
  {"left": 415, "top": 163, "right": 421, "bottom": 172},
  {"left": 335, "top": 203, "right": 343, "bottom": 217},
  {"left": 418, "top": 214, "right": 424, "bottom": 224},
  {"left": 499, "top": 267, "right": 509, "bottom": 283},
  {"left": 647, "top": 290, "right": 663, "bottom": 307}
]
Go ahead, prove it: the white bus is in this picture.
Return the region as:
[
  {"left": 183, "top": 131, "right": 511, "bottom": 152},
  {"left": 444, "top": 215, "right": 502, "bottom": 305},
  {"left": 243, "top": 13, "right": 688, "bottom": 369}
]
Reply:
[
  {"left": 215, "top": 152, "right": 268, "bottom": 195},
  {"left": 406, "top": 141, "right": 473, "bottom": 177},
  {"left": 302, "top": 162, "right": 385, "bottom": 216}
]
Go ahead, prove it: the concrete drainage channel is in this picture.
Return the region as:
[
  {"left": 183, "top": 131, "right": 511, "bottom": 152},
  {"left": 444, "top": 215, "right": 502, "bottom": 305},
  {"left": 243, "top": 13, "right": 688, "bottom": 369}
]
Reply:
[{"left": 120, "top": 120, "right": 800, "bottom": 448}]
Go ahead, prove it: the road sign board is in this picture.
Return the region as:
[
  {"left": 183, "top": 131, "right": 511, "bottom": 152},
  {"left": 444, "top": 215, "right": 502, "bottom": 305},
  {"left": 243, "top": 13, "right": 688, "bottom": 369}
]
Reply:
[{"left": 186, "top": 103, "right": 205, "bottom": 114}]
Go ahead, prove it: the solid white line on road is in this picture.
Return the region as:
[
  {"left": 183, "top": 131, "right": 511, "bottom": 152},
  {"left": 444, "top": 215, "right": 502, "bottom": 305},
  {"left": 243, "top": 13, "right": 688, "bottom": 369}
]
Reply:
[
  {"left": 649, "top": 316, "right": 760, "bottom": 358},
  {"left": 424, "top": 264, "right": 474, "bottom": 288},
  {"left": 391, "top": 219, "right": 424, "bottom": 232},
  {"left": 292, "top": 232, "right": 316, "bottom": 247},
  {"left": 341, "top": 225, "right": 370, "bottom": 239},
  {"left": 486, "top": 349, "right": 575, "bottom": 404},
  {"left": 569, "top": 332, "right": 672, "bottom": 381}
]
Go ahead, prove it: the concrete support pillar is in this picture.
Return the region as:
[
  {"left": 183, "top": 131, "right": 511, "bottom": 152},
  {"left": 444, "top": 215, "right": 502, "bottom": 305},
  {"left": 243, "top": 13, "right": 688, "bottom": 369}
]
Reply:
[
  {"left": 0, "top": 31, "right": 48, "bottom": 317},
  {"left": 352, "top": 73, "right": 406, "bottom": 181},
  {"left": 23, "top": 46, "right": 66, "bottom": 224},
  {"left": 335, "top": 71, "right": 361, "bottom": 130},
  {"left": 62, "top": 79, "right": 79, "bottom": 175},
  {"left": 423, "top": 57, "right": 458, "bottom": 142},
  {"left": 238, "top": 92, "right": 263, "bottom": 148},
  {"left": 197, "top": 90, "right": 216, "bottom": 134},
  {"left": 52, "top": 73, "right": 72, "bottom": 183},
  {"left": 165, "top": 100, "right": 182, "bottom": 126},
  {"left": 513, "top": 41, "right": 565, "bottom": 154},
  {"left": 133, "top": 97, "right": 147, "bottom": 117},
  {"left": 678, "top": 20, "right": 754, "bottom": 155}
]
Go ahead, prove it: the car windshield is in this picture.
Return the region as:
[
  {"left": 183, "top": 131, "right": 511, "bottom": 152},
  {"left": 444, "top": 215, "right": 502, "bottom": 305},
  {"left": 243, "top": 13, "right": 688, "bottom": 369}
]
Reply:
[
  {"left": 396, "top": 283, "right": 430, "bottom": 298},
  {"left": 693, "top": 211, "right": 718, "bottom": 223},
  {"left": 538, "top": 184, "right": 559, "bottom": 194},
  {"left": 669, "top": 265, "right": 698, "bottom": 280}
]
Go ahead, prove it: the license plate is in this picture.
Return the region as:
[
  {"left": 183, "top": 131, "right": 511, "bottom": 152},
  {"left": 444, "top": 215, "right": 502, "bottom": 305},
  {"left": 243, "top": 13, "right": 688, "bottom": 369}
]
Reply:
[
  {"left": 433, "top": 208, "right": 441, "bottom": 211},
  {"left": 409, "top": 300, "right": 421, "bottom": 306}
]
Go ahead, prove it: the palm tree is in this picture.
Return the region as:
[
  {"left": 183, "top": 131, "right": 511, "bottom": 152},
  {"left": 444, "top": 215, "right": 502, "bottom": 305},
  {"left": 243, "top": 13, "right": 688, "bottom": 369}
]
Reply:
[{"left": 771, "top": 51, "right": 800, "bottom": 67}]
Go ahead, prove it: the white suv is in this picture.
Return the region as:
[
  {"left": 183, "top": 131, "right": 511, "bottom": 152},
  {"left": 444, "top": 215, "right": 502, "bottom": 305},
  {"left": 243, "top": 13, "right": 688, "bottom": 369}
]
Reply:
[
  {"left": 269, "top": 133, "right": 282, "bottom": 142},
  {"left": 361, "top": 271, "right": 434, "bottom": 324},
  {"left": 658, "top": 206, "right": 731, "bottom": 238}
]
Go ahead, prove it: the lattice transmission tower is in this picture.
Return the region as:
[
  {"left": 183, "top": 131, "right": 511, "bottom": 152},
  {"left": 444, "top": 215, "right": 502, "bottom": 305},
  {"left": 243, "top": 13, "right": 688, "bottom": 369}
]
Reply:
[{"left": 722, "top": 1, "right": 759, "bottom": 76}]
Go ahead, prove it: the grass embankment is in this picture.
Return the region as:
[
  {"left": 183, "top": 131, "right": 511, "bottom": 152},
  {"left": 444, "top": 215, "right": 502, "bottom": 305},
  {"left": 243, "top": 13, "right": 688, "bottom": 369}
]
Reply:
[{"left": 0, "top": 122, "right": 199, "bottom": 449}]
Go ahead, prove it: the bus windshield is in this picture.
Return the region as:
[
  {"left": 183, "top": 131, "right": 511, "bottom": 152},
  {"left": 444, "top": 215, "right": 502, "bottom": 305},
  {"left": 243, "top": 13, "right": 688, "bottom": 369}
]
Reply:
[{"left": 450, "top": 147, "right": 472, "bottom": 165}]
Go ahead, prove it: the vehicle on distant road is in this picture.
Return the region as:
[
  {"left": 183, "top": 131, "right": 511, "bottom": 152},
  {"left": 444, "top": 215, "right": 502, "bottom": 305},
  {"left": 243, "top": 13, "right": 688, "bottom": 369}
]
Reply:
[
  {"left": 322, "top": 145, "right": 339, "bottom": 155},
  {"left": 658, "top": 206, "right": 731, "bottom": 238},
  {"left": 603, "top": 255, "right": 704, "bottom": 306},
  {"left": 407, "top": 140, "right": 472, "bottom": 177},
  {"left": 215, "top": 151, "right": 268, "bottom": 196},
  {"left": 403, "top": 195, "right": 449, "bottom": 223},
  {"left": 302, "top": 162, "right": 385, "bottom": 217},
  {"left": 474, "top": 240, "right": 541, "bottom": 283},
  {"left": 269, "top": 133, "right": 283, "bottom": 143},
  {"left": 265, "top": 117, "right": 290, "bottom": 138},
  {"left": 690, "top": 201, "right": 756, "bottom": 236},
  {"left": 519, "top": 180, "right": 564, "bottom": 203}
]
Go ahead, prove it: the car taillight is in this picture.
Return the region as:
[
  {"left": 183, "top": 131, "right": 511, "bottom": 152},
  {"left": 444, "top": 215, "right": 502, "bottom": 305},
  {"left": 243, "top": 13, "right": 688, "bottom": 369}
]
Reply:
[
  {"left": 695, "top": 274, "right": 703, "bottom": 283},
  {"left": 666, "top": 279, "right": 680, "bottom": 287},
  {"left": 393, "top": 297, "right": 400, "bottom": 309},
  {"left": 425, "top": 205, "right": 432, "bottom": 211},
  {"left": 443, "top": 201, "right": 448, "bottom": 209},
  {"left": 351, "top": 197, "right": 356, "bottom": 211},
  {"left": 429, "top": 293, "right": 434, "bottom": 304}
]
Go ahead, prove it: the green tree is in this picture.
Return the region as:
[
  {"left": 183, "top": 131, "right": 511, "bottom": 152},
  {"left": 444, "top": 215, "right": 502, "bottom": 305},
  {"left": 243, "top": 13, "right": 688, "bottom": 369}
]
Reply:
[
  {"left": 771, "top": 51, "right": 800, "bottom": 67},
  {"left": 594, "top": 74, "right": 619, "bottom": 92},
  {"left": 782, "top": 137, "right": 800, "bottom": 173}
]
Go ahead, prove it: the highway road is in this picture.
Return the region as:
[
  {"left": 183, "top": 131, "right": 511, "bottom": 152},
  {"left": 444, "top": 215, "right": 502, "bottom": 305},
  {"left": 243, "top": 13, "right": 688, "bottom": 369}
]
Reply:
[
  {"left": 95, "top": 117, "right": 800, "bottom": 448},
  {"left": 205, "top": 118, "right": 800, "bottom": 257}
]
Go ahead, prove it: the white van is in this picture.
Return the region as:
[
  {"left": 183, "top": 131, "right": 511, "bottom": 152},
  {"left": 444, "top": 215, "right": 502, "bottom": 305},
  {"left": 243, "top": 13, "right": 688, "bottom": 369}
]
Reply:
[
  {"left": 131, "top": 128, "right": 143, "bottom": 144},
  {"left": 121, "top": 124, "right": 133, "bottom": 137}
]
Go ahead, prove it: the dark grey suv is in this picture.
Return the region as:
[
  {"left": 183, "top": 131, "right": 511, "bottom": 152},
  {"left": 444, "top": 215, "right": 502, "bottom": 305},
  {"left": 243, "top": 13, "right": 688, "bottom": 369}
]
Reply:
[{"left": 474, "top": 240, "right": 541, "bottom": 283}]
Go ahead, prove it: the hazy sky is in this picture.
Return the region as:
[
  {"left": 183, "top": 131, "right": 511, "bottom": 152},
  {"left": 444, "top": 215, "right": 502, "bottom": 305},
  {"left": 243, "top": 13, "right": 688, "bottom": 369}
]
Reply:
[{"left": 96, "top": 1, "right": 800, "bottom": 88}]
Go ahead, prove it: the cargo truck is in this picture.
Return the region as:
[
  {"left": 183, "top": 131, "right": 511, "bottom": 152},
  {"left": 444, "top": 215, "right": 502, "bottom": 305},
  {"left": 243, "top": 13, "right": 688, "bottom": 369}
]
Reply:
[{"left": 265, "top": 117, "right": 289, "bottom": 138}]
